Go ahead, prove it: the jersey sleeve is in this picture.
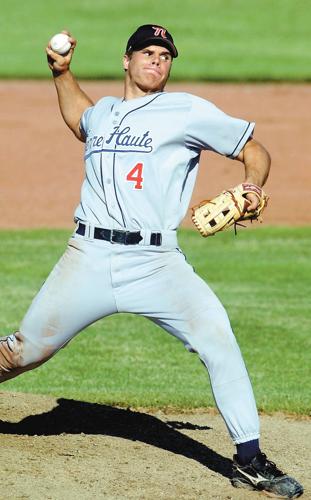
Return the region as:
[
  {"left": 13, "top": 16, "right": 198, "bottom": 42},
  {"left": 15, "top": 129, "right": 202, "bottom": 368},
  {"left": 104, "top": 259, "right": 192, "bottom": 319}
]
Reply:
[
  {"left": 80, "top": 106, "right": 94, "bottom": 137},
  {"left": 184, "top": 94, "right": 255, "bottom": 158},
  {"left": 80, "top": 96, "right": 119, "bottom": 137}
]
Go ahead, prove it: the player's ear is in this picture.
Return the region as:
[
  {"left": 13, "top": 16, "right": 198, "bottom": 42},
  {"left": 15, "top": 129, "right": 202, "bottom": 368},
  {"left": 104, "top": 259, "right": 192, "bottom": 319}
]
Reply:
[{"left": 123, "top": 54, "right": 130, "bottom": 71}]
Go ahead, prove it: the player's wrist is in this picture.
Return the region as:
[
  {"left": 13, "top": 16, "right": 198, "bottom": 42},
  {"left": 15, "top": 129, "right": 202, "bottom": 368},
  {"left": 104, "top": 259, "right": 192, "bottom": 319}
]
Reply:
[
  {"left": 52, "top": 68, "right": 69, "bottom": 78},
  {"left": 51, "top": 67, "right": 71, "bottom": 79}
]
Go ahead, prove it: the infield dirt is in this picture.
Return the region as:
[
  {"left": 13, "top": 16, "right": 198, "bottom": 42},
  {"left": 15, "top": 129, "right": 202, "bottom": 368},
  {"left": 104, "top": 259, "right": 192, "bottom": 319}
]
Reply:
[
  {"left": 0, "top": 392, "right": 310, "bottom": 500},
  {"left": 0, "top": 82, "right": 310, "bottom": 499}
]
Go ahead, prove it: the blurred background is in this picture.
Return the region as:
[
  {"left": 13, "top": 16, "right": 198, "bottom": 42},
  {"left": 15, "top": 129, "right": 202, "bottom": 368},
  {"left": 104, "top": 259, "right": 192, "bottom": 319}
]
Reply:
[{"left": 1, "top": 0, "right": 310, "bottom": 80}]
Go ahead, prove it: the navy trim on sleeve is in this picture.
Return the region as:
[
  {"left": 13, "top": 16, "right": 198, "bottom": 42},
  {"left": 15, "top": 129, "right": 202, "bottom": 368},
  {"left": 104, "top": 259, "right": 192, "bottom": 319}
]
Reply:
[{"left": 228, "top": 122, "right": 253, "bottom": 158}]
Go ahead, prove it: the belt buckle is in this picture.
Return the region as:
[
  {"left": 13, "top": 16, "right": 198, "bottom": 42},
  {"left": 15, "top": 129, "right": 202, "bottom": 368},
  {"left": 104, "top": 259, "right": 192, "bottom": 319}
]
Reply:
[
  {"left": 110, "top": 229, "right": 119, "bottom": 244},
  {"left": 110, "top": 229, "right": 142, "bottom": 245}
]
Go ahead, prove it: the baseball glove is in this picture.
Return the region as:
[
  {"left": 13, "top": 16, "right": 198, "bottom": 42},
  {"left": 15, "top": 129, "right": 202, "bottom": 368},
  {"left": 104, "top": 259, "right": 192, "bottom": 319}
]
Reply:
[{"left": 191, "top": 183, "right": 269, "bottom": 237}]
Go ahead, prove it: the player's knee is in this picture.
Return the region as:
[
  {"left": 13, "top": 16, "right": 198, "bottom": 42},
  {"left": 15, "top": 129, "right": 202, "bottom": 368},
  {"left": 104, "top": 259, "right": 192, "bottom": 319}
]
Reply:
[{"left": 0, "top": 331, "right": 47, "bottom": 382}]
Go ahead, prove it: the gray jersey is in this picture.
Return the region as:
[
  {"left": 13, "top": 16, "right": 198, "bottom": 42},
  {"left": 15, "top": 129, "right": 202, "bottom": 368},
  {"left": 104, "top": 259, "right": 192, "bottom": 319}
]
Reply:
[{"left": 76, "top": 92, "right": 254, "bottom": 230}]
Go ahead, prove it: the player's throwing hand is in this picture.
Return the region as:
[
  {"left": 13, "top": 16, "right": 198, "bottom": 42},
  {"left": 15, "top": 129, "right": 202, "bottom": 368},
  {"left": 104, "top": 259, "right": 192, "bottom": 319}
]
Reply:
[{"left": 46, "top": 31, "right": 76, "bottom": 76}]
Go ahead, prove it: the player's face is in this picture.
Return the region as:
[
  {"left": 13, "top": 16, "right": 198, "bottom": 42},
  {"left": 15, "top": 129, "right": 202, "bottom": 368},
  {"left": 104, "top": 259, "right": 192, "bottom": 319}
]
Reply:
[{"left": 123, "top": 45, "right": 173, "bottom": 97}]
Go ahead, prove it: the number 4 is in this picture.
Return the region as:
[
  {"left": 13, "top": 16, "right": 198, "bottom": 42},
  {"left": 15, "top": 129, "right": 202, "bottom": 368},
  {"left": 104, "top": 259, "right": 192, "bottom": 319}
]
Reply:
[{"left": 126, "top": 163, "right": 144, "bottom": 190}]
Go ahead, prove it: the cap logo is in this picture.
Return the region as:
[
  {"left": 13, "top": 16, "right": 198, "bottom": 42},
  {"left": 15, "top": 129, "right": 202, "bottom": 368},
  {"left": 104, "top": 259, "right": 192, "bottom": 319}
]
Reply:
[{"left": 152, "top": 26, "right": 167, "bottom": 38}]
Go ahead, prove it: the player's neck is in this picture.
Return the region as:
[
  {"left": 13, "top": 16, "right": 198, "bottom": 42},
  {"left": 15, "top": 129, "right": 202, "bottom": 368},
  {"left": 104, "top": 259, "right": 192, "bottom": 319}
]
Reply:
[{"left": 123, "top": 82, "right": 165, "bottom": 101}]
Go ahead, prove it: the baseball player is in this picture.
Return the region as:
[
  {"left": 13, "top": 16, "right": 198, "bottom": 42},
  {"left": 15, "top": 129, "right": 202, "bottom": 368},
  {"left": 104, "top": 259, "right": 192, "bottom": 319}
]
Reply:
[{"left": 0, "top": 25, "right": 303, "bottom": 498}]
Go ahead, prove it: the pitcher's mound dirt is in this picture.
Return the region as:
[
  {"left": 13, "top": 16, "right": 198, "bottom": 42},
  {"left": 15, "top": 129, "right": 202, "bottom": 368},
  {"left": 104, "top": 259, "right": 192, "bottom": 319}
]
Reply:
[{"left": 0, "top": 392, "right": 309, "bottom": 499}]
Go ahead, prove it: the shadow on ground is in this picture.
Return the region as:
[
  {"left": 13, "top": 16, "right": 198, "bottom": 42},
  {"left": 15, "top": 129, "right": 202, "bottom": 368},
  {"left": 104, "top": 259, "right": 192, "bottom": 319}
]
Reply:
[{"left": 0, "top": 398, "right": 232, "bottom": 478}]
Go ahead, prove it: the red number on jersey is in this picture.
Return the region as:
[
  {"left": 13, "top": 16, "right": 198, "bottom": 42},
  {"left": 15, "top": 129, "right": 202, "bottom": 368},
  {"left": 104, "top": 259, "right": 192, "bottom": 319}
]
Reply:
[{"left": 126, "top": 163, "right": 143, "bottom": 190}]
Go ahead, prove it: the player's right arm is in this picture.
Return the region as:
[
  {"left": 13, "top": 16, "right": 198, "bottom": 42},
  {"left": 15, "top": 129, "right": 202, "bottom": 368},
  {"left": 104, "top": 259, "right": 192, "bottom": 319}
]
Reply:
[{"left": 46, "top": 32, "right": 93, "bottom": 142}]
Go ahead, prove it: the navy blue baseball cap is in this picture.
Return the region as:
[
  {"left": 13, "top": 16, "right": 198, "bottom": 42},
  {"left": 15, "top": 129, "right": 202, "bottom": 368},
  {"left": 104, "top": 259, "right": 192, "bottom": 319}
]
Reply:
[{"left": 126, "top": 24, "right": 178, "bottom": 58}]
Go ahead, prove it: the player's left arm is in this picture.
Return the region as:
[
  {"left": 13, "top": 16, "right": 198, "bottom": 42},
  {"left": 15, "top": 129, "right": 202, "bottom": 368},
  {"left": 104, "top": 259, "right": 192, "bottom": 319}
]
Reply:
[{"left": 236, "top": 138, "right": 271, "bottom": 210}]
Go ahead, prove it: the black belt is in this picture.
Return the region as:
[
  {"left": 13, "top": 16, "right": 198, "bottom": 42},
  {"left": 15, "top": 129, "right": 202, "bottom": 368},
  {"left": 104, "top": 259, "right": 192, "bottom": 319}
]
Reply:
[{"left": 76, "top": 223, "right": 162, "bottom": 246}]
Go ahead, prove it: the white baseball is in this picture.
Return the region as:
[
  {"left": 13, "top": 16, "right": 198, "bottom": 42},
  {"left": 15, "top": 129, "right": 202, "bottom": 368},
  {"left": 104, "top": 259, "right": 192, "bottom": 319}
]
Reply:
[{"left": 50, "top": 33, "right": 71, "bottom": 55}]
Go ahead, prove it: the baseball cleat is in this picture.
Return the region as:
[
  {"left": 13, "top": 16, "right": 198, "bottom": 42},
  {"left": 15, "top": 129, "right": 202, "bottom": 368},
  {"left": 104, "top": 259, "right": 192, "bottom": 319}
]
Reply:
[{"left": 231, "top": 452, "right": 303, "bottom": 498}]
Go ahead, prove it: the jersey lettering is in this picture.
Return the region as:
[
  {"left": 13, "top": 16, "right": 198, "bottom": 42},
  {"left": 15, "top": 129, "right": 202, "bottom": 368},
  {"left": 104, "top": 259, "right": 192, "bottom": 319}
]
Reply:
[
  {"left": 106, "top": 127, "right": 153, "bottom": 151},
  {"left": 126, "top": 163, "right": 144, "bottom": 190}
]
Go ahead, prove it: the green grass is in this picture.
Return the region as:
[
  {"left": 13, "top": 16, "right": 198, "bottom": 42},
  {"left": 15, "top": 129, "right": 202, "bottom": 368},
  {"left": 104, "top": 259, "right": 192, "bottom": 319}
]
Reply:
[
  {"left": 1, "top": 0, "right": 311, "bottom": 80},
  {"left": 0, "top": 227, "right": 310, "bottom": 414}
]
